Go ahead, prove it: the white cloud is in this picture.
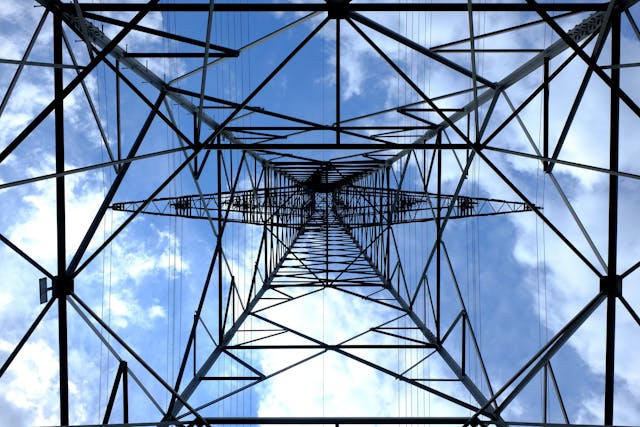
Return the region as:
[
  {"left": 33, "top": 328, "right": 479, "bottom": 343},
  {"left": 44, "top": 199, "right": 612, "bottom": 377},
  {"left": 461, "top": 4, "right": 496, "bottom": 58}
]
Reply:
[
  {"left": 2, "top": 4, "right": 640, "bottom": 426},
  {"left": 0, "top": 1, "right": 44, "bottom": 61},
  {"left": 486, "top": 61, "right": 640, "bottom": 426},
  {"left": 0, "top": 341, "right": 104, "bottom": 427},
  {"left": 0, "top": 338, "right": 62, "bottom": 427},
  {"left": 0, "top": 151, "right": 190, "bottom": 423},
  {"left": 1, "top": 57, "right": 189, "bottom": 427},
  {"left": 148, "top": 304, "right": 166, "bottom": 319},
  {"left": 365, "top": 13, "right": 640, "bottom": 423},
  {"left": 251, "top": 283, "right": 477, "bottom": 419}
]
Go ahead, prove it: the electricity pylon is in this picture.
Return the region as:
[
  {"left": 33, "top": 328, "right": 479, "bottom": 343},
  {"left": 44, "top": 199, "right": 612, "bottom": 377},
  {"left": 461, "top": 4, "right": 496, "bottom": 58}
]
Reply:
[
  {"left": 112, "top": 168, "right": 532, "bottom": 425},
  {"left": 0, "top": 1, "right": 638, "bottom": 426}
]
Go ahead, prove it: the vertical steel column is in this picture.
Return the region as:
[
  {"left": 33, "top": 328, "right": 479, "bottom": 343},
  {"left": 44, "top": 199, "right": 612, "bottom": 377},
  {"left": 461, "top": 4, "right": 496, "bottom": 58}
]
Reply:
[
  {"left": 543, "top": 57, "right": 549, "bottom": 172},
  {"left": 264, "top": 170, "right": 269, "bottom": 282},
  {"left": 123, "top": 361, "right": 129, "bottom": 423},
  {"left": 192, "top": 113, "right": 199, "bottom": 175},
  {"left": 604, "top": 10, "right": 620, "bottom": 426},
  {"left": 116, "top": 59, "right": 122, "bottom": 166},
  {"left": 543, "top": 363, "right": 548, "bottom": 424},
  {"left": 268, "top": 170, "right": 273, "bottom": 272},
  {"left": 217, "top": 137, "right": 223, "bottom": 344},
  {"left": 336, "top": 18, "right": 341, "bottom": 145},
  {"left": 53, "top": 11, "right": 70, "bottom": 426},
  {"left": 436, "top": 134, "right": 442, "bottom": 341},
  {"left": 385, "top": 167, "right": 391, "bottom": 281},
  {"left": 376, "top": 173, "right": 380, "bottom": 268},
  {"left": 326, "top": 193, "right": 329, "bottom": 285}
]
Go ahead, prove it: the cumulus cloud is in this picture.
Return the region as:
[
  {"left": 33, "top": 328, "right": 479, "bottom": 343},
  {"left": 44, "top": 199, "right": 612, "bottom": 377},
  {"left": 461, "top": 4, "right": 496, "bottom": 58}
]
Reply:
[
  {"left": 470, "top": 39, "right": 640, "bottom": 424},
  {"left": 0, "top": 9, "right": 190, "bottom": 424},
  {"left": 0, "top": 338, "right": 61, "bottom": 427},
  {"left": 254, "top": 287, "right": 472, "bottom": 419},
  {"left": 305, "top": 9, "right": 640, "bottom": 423},
  {"left": 3, "top": 3, "right": 639, "bottom": 426},
  {"left": 0, "top": 150, "right": 190, "bottom": 424}
]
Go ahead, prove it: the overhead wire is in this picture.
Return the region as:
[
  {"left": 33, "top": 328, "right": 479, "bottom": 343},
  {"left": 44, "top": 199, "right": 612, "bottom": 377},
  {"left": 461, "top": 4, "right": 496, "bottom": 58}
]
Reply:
[
  {"left": 395, "top": 7, "right": 402, "bottom": 419},
  {"left": 166, "top": 1, "right": 186, "bottom": 404},
  {"left": 476, "top": 5, "right": 487, "bottom": 392},
  {"left": 96, "top": 42, "right": 116, "bottom": 421},
  {"left": 402, "top": 8, "right": 409, "bottom": 421},
  {"left": 426, "top": 4, "right": 433, "bottom": 422},
  {"left": 533, "top": 7, "right": 552, "bottom": 418},
  {"left": 106, "top": 209, "right": 115, "bottom": 417},
  {"left": 321, "top": 19, "right": 326, "bottom": 420},
  {"left": 410, "top": 10, "right": 419, "bottom": 421},
  {"left": 463, "top": 3, "right": 478, "bottom": 401},
  {"left": 97, "top": 42, "right": 105, "bottom": 421}
]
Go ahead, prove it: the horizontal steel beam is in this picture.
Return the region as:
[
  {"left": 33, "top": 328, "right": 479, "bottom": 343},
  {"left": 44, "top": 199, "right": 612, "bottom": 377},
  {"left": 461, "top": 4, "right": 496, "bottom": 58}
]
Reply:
[
  {"left": 226, "top": 125, "right": 437, "bottom": 131},
  {"left": 224, "top": 344, "right": 436, "bottom": 349},
  {"left": 66, "top": 2, "right": 608, "bottom": 12},
  {"left": 198, "top": 416, "right": 494, "bottom": 424},
  {"left": 201, "top": 143, "right": 471, "bottom": 150}
]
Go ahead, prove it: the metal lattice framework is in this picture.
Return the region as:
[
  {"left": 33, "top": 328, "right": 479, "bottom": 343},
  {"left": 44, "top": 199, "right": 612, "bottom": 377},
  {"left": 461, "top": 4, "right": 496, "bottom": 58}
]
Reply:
[{"left": 1, "top": 0, "right": 639, "bottom": 426}]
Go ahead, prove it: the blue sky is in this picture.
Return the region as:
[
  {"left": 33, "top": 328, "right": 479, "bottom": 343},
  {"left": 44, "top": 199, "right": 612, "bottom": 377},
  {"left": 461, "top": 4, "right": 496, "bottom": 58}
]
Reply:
[{"left": 1, "top": 1, "right": 640, "bottom": 426}]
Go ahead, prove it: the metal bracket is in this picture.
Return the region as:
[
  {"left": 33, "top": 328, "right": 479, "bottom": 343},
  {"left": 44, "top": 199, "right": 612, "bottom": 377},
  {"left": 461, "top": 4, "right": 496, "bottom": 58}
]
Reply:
[
  {"left": 38, "top": 277, "right": 51, "bottom": 304},
  {"left": 600, "top": 275, "right": 622, "bottom": 297},
  {"left": 326, "top": 0, "right": 351, "bottom": 19}
]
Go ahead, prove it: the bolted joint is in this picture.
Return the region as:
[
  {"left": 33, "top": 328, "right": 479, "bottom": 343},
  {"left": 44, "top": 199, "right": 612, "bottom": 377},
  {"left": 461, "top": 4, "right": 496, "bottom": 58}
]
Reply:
[
  {"left": 600, "top": 275, "right": 622, "bottom": 297},
  {"left": 52, "top": 275, "right": 75, "bottom": 298},
  {"left": 472, "top": 141, "right": 484, "bottom": 153},
  {"left": 467, "top": 416, "right": 483, "bottom": 427},
  {"left": 326, "top": 0, "right": 351, "bottom": 19}
]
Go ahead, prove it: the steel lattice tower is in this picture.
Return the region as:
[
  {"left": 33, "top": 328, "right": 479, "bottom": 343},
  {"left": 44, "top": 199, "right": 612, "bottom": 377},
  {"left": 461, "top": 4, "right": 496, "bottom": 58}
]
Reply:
[{"left": 0, "top": 1, "right": 639, "bottom": 426}]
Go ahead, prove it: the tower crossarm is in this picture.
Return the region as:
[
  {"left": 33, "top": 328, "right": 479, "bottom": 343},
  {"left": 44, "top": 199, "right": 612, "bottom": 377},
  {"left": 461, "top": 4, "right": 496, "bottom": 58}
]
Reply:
[
  {"left": 112, "top": 183, "right": 533, "bottom": 228},
  {"left": 333, "top": 185, "right": 534, "bottom": 227},
  {"left": 111, "top": 186, "right": 315, "bottom": 227}
]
